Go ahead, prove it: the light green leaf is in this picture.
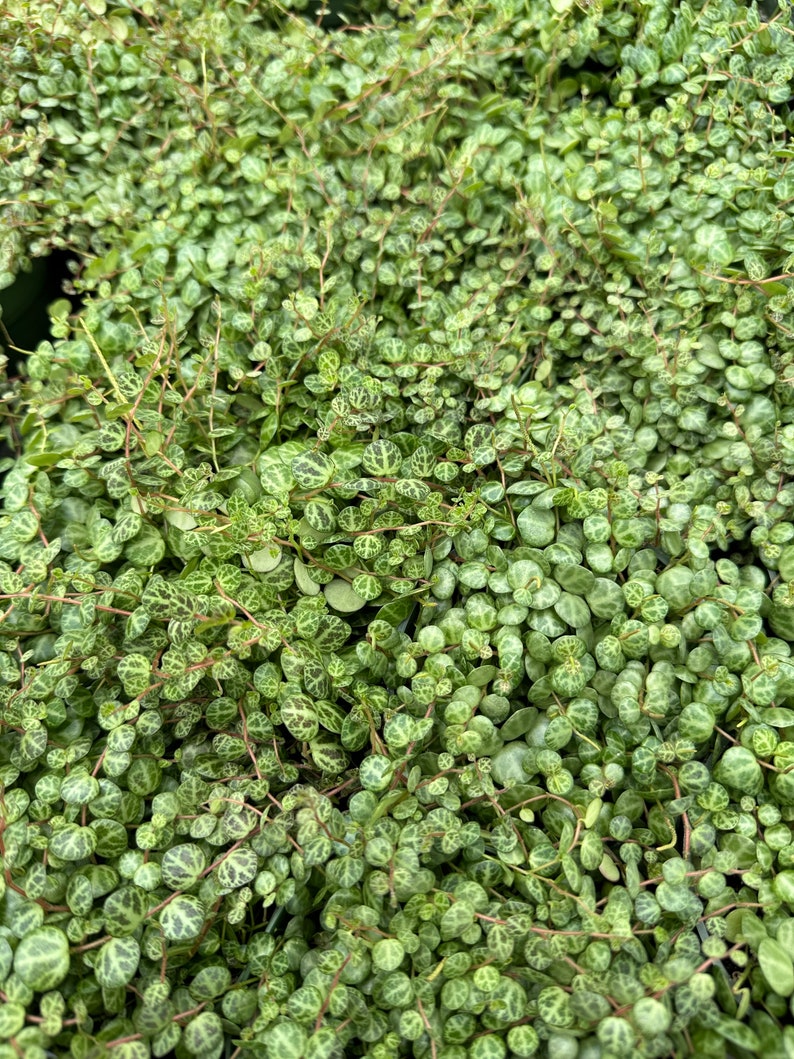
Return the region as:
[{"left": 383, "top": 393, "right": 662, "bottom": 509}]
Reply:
[
  {"left": 0, "top": 1001, "right": 25, "bottom": 1039},
  {"left": 14, "top": 927, "right": 70, "bottom": 991},
  {"left": 323, "top": 579, "right": 367, "bottom": 613},
  {"left": 183, "top": 1011, "right": 224, "bottom": 1058},
  {"left": 244, "top": 544, "right": 282, "bottom": 573},
  {"left": 49, "top": 824, "right": 98, "bottom": 862},
  {"left": 216, "top": 847, "right": 259, "bottom": 892},
  {"left": 265, "top": 1022, "right": 308, "bottom": 1059},
  {"left": 516, "top": 507, "right": 556, "bottom": 547},
  {"left": 96, "top": 936, "right": 141, "bottom": 988},
  {"left": 160, "top": 896, "right": 206, "bottom": 941},
  {"left": 372, "top": 939, "right": 405, "bottom": 972},
  {"left": 161, "top": 844, "right": 208, "bottom": 891},
  {"left": 758, "top": 937, "right": 794, "bottom": 997}
]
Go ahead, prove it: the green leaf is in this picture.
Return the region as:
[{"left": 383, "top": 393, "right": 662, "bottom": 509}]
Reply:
[
  {"left": 281, "top": 695, "right": 320, "bottom": 740},
  {"left": 0, "top": 1002, "right": 26, "bottom": 1039},
  {"left": 183, "top": 1012, "right": 224, "bottom": 1058},
  {"left": 160, "top": 896, "right": 206, "bottom": 941},
  {"left": 141, "top": 575, "right": 196, "bottom": 621},
  {"left": 60, "top": 770, "right": 101, "bottom": 805},
  {"left": 103, "top": 886, "right": 149, "bottom": 937},
  {"left": 161, "top": 844, "right": 208, "bottom": 891},
  {"left": 189, "top": 964, "right": 232, "bottom": 1001},
  {"left": 440, "top": 901, "right": 474, "bottom": 941},
  {"left": 516, "top": 507, "right": 556, "bottom": 547},
  {"left": 117, "top": 653, "right": 152, "bottom": 697},
  {"left": 758, "top": 937, "right": 794, "bottom": 997},
  {"left": 294, "top": 558, "right": 322, "bottom": 596},
  {"left": 554, "top": 591, "right": 591, "bottom": 628},
  {"left": 265, "top": 1022, "right": 308, "bottom": 1059},
  {"left": 95, "top": 936, "right": 141, "bottom": 988},
  {"left": 216, "top": 847, "right": 259, "bottom": 892},
  {"left": 244, "top": 544, "right": 282, "bottom": 573},
  {"left": 49, "top": 824, "right": 98, "bottom": 861},
  {"left": 125, "top": 524, "right": 166, "bottom": 566},
  {"left": 362, "top": 440, "right": 403, "bottom": 476},
  {"left": 323, "top": 579, "right": 367, "bottom": 613},
  {"left": 713, "top": 1014, "right": 760, "bottom": 1051},
  {"left": 358, "top": 755, "right": 394, "bottom": 791},
  {"left": 291, "top": 451, "right": 336, "bottom": 490},
  {"left": 372, "top": 939, "right": 405, "bottom": 972},
  {"left": 14, "top": 927, "right": 70, "bottom": 991},
  {"left": 713, "top": 746, "right": 763, "bottom": 795},
  {"left": 537, "top": 985, "right": 573, "bottom": 1029}
]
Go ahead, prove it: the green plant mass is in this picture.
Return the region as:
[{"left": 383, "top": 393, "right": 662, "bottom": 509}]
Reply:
[{"left": 2, "top": 0, "right": 794, "bottom": 1056}]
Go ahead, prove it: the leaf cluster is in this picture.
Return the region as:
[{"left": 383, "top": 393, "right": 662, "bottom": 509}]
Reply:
[{"left": 1, "top": 1, "right": 794, "bottom": 1058}]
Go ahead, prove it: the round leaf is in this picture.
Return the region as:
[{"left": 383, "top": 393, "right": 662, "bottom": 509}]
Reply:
[
  {"left": 160, "top": 896, "right": 207, "bottom": 941},
  {"left": 14, "top": 927, "right": 70, "bottom": 991},
  {"left": 96, "top": 936, "right": 141, "bottom": 988}
]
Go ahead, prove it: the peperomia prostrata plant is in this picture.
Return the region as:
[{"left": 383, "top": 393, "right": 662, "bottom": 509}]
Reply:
[{"left": 2, "top": 1, "right": 794, "bottom": 1058}]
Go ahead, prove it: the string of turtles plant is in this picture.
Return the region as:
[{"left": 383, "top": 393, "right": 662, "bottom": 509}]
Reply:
[{"left": 2, "top": 0, "right": 794, "bottom": 1057}]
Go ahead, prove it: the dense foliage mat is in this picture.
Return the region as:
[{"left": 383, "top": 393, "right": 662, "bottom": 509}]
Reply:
[{"left": 2, "top": 0, "right": 794, "bottom": 1057}]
